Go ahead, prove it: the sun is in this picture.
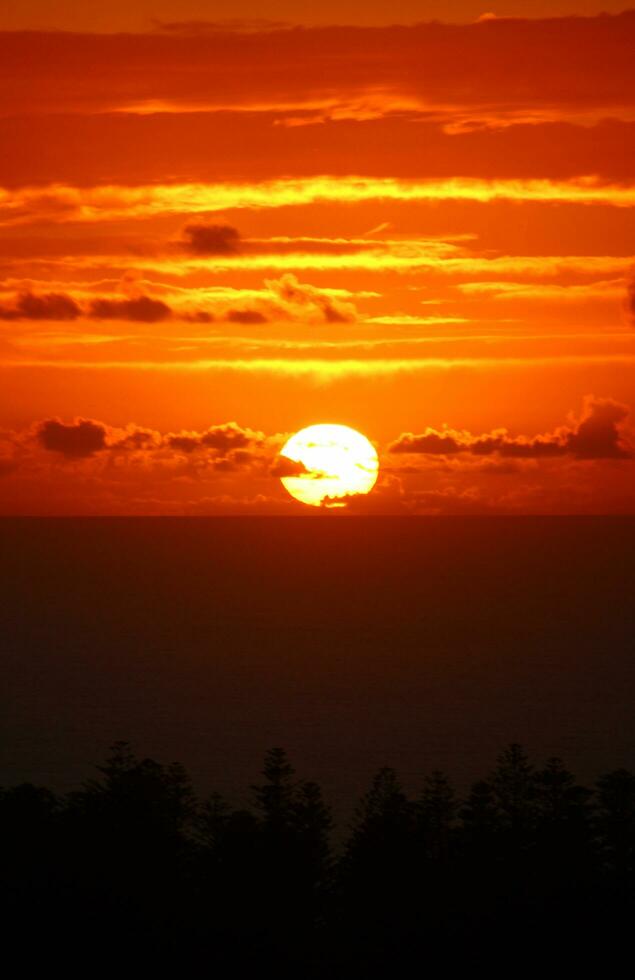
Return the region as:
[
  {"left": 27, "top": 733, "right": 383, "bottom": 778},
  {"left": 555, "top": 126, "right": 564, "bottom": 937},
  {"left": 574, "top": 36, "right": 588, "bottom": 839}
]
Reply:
[{"left": 278, "top": 423, "right": 379, "bottom": 508}]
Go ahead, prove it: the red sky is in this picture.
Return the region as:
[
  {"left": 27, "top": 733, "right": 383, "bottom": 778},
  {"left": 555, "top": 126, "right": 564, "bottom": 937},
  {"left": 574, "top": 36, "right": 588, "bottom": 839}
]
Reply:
[{"left": 1, "top": 5, "right": 634, "bottom": 513}]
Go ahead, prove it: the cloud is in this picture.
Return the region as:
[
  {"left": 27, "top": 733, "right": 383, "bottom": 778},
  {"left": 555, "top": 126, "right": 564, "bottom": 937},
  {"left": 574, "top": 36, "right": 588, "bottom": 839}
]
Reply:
[
  {"left": 7, "top": 177, "right": 635, "bottom": 229},
  {"left": 183, "top": 310, "right": 215, "bottom": 323},
  {"left": 215, "top": 274, "right": 358, "bottom": 325},
  {"left": 3, "top": 409, "right": 634, "bottom": 516},
  {"left": 391, "top": 431, "right": 464, "bottom": 455},
  {"left": 110, "top": 426, "right": 162, "bottom": 451},
  {"left": 269, "top": 456, "right": 312, "bottom": 477},
  {"left": 565, "top": 398, "right": 631, "bottom": 459},
  {"left": 459, "top": 279, "right": 625, "bottom": 303},
  {"left": 28, "top": 416, "right": 268, "bottom": 466},
  {"left": 0, "top": 288, "right": 173, "bottom": 323},
  {"left": 225, "top": 309, "right": 269, "bottom": 324},
  {"left": 36, "top": 418, "right": 108, "bottom": 457},
  {"left": 389, "top": 398, "right": 633, "bottom": 461},
  {"left": 165, "top": 422, "right": 264, "bottom": 454},
  {"left": 24, "top": 415, "right": 274, "bottom": 484},
  {"left": 0, "top": 277, "right": 358, "bottom": 326},
  {"left": 0, "top": 291, "right": 81, "bottom": 321},
  {"left": 209, "top": 448, "right": 257, "bottom": 472},
  {"left": 179, "top": 223, "right": 242, "bottom": 256},
  {"left": 88, "top": 295, "right": 172, "bottom": 322},
  {"left": 266, "top": 273, "right": 356, "bottom": 323},
  {"left": 3, "top": 14, "right": 635, "bottom": 122},
  {"left": 182, "top": 274, "right": 358, "bottom": 325},
  {"left": 627, "top": 273, "right": 635, "bottom": 326}
]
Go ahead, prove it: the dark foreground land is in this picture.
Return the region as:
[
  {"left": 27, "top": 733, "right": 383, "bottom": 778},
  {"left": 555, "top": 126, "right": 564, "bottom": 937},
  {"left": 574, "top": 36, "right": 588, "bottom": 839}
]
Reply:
[
  {"left": 2, "top": 516, "right": 635, "bottom": 973},
  {"left": 3, "top": 740, "right": 635, "bottom": 976}
]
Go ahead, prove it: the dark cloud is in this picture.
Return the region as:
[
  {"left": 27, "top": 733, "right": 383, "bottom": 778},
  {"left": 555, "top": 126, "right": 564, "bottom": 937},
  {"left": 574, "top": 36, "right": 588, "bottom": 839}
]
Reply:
[
  {"left": 0, "top": 289, "right": 173, "bottom": 323},
  {"left": 166, "top": 422, "right": 262, "bottom": 454},
  {"left": 31, "top": 416, "right": 266, "bottom": 465},
  {"left": 179, "top": 223, "right": 242, "bottom": 256},
  {"left": 566, "top": 398, "right": 631, "bottom": 459},
  {"left": 225, "top": 309, "right": 268, "bottom": 324},
  {"left": 184, "top": 311, "right": 215, "bottom": 323},
  {"left": 268, "top": 273, "right": 356, "bottom": 324},
  {"left": 0, "top": 291, "right": 81, "bottom": 321},
  {"left": 0, "top": 280, "right": 352, "bottom": 327},
  {"left": 212, "top": 449, "right": 261, "bottom": 473},
  {"left": 472, "top": 434, "right": 567, "bottom": 458},
  {"left": 165, "top": 435, "right": 201, "bottom": 454},
  {"left": 36, "top": 418, "right": 108, "bottom": 458},
  {"left": 0, "top": 287, "right": 273, "bottom": 324},
  {"left": 201, "top": 424, "right": 260, "bottom": 452},
  {"left": 110, "top": 428, "right": 161, "bottom": 451},
  {"left": 389, "top": 432, "right": 463, "bottom": 455},
  {"left": 212, "top": 457, "right": 239, "bottom": 472},
  {"left": 270, "top": 456, "right": 312, "bottom": 478},
  {"left": 322, "top": 304, "right": 353, "bottom": 325},
  {"left": 389, "top": 398, "right": 633, "bottom": 461},
  {"left": 88, "top": 296, "right": 172, "bottom": 322}
]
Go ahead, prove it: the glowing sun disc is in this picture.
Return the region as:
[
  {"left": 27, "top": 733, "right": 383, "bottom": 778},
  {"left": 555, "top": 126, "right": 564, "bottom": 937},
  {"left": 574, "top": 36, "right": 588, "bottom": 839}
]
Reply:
[{"left": 279, "top": 423, "right": 379, "bottom": 508}]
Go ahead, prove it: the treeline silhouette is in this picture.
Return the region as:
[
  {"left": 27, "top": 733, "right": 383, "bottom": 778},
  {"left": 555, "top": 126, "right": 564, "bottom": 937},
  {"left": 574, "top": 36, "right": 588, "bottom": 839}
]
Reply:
[{"left": 3, "top": 742, "right": 635, "bottom": 976}]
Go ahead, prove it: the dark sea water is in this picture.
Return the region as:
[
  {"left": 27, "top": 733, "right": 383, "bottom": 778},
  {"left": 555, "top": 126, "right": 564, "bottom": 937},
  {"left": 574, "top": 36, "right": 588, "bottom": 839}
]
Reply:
[{"left": 2, "top": 517, "right": 635, "bottom": 812}]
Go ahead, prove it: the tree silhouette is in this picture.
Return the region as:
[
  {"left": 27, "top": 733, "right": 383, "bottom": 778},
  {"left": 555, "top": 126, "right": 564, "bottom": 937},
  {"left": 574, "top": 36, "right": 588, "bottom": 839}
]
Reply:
[
  {"left": 5, "top": 740, "right": 635, "bottom": 976},
  {"left": 0, "top": 782, "right": 60, "bottom": 896},
  {"left": 79, "top": 739, "right": 196, "bottom": 833},
  {"left": 527, "top": 756, "right": 596, "bottom": 940},
  {"left": 533, "top": 757, "right": 594, "bottom": 860},
  {"left": 252, "top": 746, "right": 297, "bottom": 830},
  {"left": 62, "top": 741, "right": 197, "bottom": 965},
  {"left": 196, "top": 748, "right": 333, "bottom": 973},
  {"left": 251, "top": 749, "right": 332, "bottom": 927},
  {"left": 336, "top": 768, "right": 416, "bottom": 972},
  {"left": 596, "top": 768, "right": 635, "bottom": 882},
  {"left": 492, "top": 742, "right": 536, "bottom": 836},
  {"left": 461, "top": 778, "right": 500, "bottom": 841},
  {"left": 415, "top": 770, "right": 457, "bottom": 863}
]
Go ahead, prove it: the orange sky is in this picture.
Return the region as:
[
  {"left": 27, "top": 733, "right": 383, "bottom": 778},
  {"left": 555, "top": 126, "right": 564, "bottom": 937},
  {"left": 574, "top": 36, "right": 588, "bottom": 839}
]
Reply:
[{"left": 1, "top": 7, "right": 634, "bottom": 513}]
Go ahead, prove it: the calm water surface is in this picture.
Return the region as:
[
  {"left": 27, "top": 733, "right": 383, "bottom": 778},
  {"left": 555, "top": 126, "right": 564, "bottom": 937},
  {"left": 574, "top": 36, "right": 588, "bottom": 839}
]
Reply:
[{"left": 2, "top": 517, "right": 634, "bottom": 810}]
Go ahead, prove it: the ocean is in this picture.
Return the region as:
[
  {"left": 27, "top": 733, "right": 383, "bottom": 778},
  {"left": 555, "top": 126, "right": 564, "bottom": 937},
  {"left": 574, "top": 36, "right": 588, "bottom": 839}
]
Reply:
[{"left": 2, "top": 516, "right": 634, "bottom": 813}]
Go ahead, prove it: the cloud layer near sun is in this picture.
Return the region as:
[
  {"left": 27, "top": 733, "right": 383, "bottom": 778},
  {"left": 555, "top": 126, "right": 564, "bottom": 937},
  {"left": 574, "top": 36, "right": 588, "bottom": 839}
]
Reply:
[
  {"left": 0, "top": 398, "right": 633, "bottom": 515},
  {"left": 1, "top": 12, "right": 635, "bottom": 513},
  {"left": 389, "top": 398, "right": 632, "bottom": 460}
]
